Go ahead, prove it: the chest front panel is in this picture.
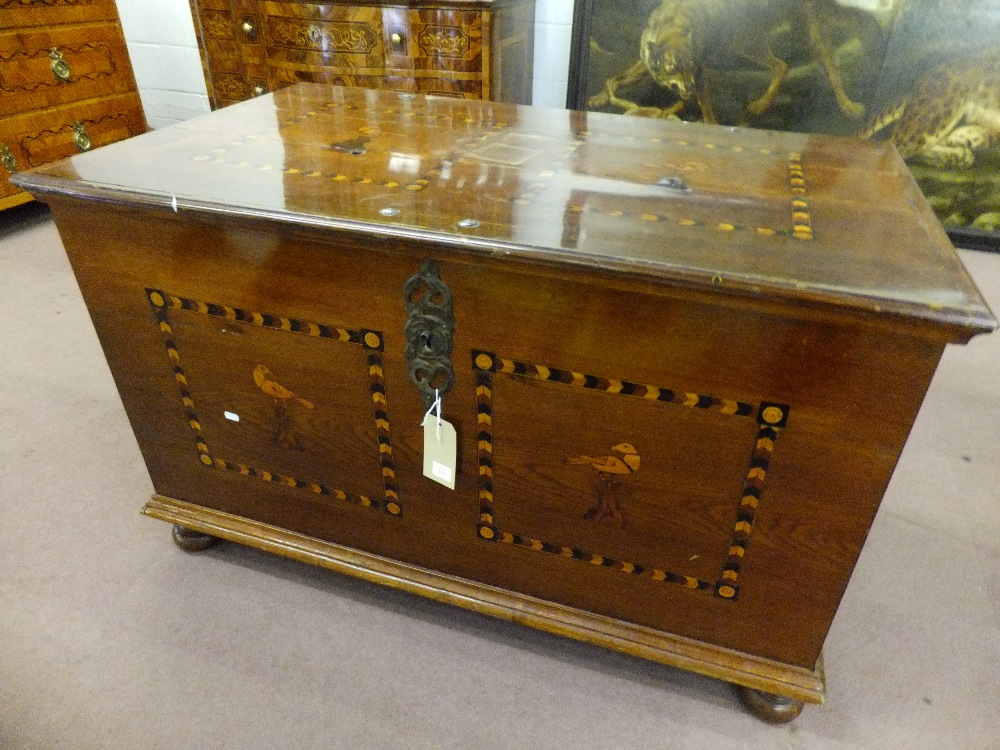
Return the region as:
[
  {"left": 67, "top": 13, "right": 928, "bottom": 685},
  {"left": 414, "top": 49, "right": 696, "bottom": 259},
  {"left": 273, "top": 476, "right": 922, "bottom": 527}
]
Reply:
[{"left": 52, "top": 200, "right": 944, "bottom": 669}]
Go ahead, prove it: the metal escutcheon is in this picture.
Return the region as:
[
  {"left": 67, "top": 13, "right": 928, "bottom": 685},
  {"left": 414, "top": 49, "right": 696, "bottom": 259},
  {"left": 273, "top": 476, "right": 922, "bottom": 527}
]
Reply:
[
  {"left": 72, "top": 122, "right": 91, "bottom": 152},
  {"left": 656, "top": 175, "right": 692, "bottom": 193},
  {"left": 404, "top": 260, "right": 455, "bottom": 408},
  {"left": 49, "top": 48, "right": 71, "bottom": 81}
]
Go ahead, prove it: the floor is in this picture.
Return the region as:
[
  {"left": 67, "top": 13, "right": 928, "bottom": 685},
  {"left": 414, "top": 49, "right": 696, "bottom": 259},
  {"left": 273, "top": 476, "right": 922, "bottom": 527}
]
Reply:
[{"left": 1, "top": 202, "right": 998, "bottom": 749}]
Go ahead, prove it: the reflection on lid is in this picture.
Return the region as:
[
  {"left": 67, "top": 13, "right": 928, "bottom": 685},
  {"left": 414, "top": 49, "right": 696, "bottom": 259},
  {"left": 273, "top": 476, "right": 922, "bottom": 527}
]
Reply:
[{"left": 21, "top": 83, "right": 990, "bottom": 329}]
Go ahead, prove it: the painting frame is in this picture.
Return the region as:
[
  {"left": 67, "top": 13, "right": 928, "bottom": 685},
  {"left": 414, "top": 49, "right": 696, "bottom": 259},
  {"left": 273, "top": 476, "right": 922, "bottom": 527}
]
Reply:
[
  {"left": 566, "top": 0, "right": 1000, "bottom": 253},
  {"left": 565, "top": 0, "right": 597, "bottom": 113}
]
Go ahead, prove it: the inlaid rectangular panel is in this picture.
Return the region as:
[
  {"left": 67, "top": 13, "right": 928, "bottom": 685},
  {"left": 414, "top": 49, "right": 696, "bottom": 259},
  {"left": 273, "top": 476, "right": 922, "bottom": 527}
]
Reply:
[
  {"left": 471, "top": 351, "right": 788, "bottom": 602},
  {"left": 267, "top": 17, "right": 379, "bottom": 55},
  {"left": 145, "top": 289, "right": 402, "bottom": 517}
]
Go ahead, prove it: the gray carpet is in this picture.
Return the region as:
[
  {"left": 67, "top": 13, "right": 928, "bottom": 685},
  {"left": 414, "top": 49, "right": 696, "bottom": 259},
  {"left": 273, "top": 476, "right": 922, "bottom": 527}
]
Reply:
[{"left": 2, "top": 203, "right": 998, "bottom": 749}]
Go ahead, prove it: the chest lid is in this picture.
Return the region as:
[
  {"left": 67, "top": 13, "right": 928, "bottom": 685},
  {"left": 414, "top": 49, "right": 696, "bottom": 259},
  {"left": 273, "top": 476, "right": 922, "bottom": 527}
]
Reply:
[{"left": 13, "top": 83, "right": 995, "bottom": 340}]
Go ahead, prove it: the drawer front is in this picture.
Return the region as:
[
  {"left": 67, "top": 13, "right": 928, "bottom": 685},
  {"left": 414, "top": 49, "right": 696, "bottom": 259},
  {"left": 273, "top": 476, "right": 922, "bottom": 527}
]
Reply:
[
  {"left": 1, "top": 92, "right": 145, "bottom": 201},
  {"left": 258, "top": 66, "right": 482, "bottom": 99},
  {"left": 0, "top": 0, "right": 120, "bottom": 30},
  {"left": 258, "top": 3, "right": 386, "bottom": 69},
  {"left": 192, "top": 0, "right": 268, "bottom": 107},
  {"left": 384, "top": 8, "right": 484, "bottom": 76},
  {"left": 0, "top": 23, "right": 137, "bottom": 118}
]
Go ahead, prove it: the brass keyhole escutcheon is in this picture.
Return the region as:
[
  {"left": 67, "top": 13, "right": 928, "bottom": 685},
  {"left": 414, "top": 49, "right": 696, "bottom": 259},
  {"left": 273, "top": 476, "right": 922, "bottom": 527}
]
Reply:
[
  {"left": 306, "top": 24, "right": 322, "bottom": 45},
  {"left": 49, "top": 48, "right": 71, "bottom": 81},
  {"left": 72, "top": 122, "right": 91, "bottom": 152},
  {"left": 1, "top": 144, "right": 16, "bottom": 174}
]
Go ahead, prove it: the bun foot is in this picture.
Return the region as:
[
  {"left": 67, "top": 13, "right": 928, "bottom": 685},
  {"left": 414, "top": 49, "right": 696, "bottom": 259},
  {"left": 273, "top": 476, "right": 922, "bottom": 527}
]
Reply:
[
  {"left": 171, "top": 524, "right": 219, "bottom": 552},
  {"left": 736, "top": 685, "right": 805, "bottom": 724}
]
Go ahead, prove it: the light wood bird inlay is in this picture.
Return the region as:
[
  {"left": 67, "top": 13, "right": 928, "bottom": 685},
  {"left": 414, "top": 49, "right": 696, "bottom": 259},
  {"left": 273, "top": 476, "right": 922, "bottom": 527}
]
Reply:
[
  {"left": 567, "top": 442, "right": 641, "bottom": 475},
  {"left": 253, "top": 364, "right": 314, "bottom": 409},
  {"left": 568, "top": 443, "right": 640, "bottom": 527}
]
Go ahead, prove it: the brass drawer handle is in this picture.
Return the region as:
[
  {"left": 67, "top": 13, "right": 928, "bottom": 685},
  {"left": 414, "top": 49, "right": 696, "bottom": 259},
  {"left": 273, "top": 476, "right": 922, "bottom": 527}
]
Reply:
[
  {"left": 49, "top": 47, "right": 71, "bottom": 81},
  {"left": 72, "top": 122, "right": 92, "bottom": 152},
  {"left": 389, "top": 30, "right": 407, "bottom": 54},
  {"left": 1, "top": 144, "right": 16, "bottom": 174},
  {"left": 241, "top": 15, "right": 259, "bottom": 41}
]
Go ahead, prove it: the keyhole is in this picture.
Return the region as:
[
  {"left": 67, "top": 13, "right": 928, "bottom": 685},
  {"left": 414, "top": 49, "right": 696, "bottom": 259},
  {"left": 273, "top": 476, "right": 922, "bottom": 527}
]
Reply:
[{"left": 420, "top": 330, "right": 433, "bottom": 353}]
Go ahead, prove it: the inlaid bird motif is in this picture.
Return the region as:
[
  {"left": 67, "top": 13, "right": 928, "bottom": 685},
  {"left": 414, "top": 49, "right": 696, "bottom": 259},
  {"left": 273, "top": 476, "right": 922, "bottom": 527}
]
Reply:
[
  {"left": 567, "top": 442, "right": 641, "bottom": 475},
  {"left": 253, "top": 364, "right": 314, "bottom": 409},
  {"left": 568, "top": 443, "right": 640, "bottom": 527},
  {"left": 253, "top": 364, "right": 313, "bottom": 451}
]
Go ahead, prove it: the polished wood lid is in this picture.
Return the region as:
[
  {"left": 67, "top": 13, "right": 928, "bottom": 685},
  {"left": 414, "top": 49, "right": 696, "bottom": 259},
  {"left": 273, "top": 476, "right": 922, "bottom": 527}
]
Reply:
[{"left": 14, "top": 83, "right": 995, "bottom": 337}]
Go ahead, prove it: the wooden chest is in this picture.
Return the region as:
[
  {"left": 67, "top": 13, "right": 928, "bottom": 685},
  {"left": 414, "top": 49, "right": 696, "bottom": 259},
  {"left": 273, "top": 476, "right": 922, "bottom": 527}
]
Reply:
[
  {"left": 189, "top": 0, "right": 535, "bottom": 107},
  {"left": 0, "top": 0, "right": 147, "bottom": 211},
  {"left": 13, "top": 84, "right": 995, "bottom": 721}
]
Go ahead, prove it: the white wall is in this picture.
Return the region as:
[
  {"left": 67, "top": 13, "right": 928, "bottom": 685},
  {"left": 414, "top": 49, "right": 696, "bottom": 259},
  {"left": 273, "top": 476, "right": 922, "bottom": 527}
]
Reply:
[
  {"left": 117, "top": 0, "right": 575, "bottom": 129},
  {"left": 116, "top": 0, "right": 210, "bottom": 129},
  {"left": 531, "top": 0, "right": 574, "bottom": 109}
]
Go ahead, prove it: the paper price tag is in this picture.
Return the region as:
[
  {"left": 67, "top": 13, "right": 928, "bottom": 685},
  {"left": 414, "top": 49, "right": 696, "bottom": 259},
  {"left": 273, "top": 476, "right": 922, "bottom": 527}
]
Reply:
[{"left": 422, "top": 413, "right": 457, "bottom": 490}]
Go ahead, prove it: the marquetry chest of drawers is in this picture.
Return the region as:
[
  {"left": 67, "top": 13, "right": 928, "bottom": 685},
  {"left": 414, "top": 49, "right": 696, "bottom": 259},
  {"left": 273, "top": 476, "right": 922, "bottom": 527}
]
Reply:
[
  {"left": 189, "top": 0, "right": 535, "bottom": 108},
  {"left": 13, "top": 84, "right": 995, "bottom": 722},
  {"left": 0, "top": 0, "right": 146, "bottom": 211}
]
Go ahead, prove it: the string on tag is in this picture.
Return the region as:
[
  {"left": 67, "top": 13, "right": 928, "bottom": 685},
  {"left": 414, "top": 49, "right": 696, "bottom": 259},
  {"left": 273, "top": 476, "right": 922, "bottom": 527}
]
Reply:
[{"left": 422, "top": 389, "right": 442, "bottom": 442}]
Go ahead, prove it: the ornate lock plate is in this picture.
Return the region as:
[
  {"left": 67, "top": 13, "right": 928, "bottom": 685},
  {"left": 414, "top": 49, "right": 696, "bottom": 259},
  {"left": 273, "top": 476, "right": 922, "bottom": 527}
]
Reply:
[{"left": 404, "top": 260, "right": 455, "bottom": 408}]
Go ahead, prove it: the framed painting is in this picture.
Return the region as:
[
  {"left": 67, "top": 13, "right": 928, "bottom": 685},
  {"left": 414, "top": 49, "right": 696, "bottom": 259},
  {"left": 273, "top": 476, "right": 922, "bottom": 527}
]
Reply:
[{"left": 567, "top": 0, "right": 1000, "bottom": 251}]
